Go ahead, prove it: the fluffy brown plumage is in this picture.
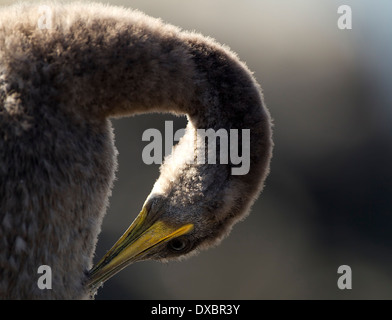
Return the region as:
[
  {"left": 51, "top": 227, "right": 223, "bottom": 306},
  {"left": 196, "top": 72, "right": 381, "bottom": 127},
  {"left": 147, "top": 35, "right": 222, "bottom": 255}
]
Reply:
[{"left": 0, "top": 2, "right": 273, "bottom": 299}]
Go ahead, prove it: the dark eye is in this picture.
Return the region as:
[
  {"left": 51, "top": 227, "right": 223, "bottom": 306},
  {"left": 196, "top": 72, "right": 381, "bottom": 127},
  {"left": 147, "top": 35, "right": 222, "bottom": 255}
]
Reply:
[{"left": 168, "top": 237, "right": 189, "bottom": 252}]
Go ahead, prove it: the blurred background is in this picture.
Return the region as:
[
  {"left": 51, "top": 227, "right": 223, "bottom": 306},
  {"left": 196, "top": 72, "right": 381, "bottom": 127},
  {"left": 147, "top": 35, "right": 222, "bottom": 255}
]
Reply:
[{"left": 2, "top": 0, "right": 392, "bottom": 299}]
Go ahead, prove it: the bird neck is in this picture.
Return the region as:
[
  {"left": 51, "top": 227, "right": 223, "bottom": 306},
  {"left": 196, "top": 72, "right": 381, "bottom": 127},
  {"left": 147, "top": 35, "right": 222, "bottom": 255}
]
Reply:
[
  {"left": 62, "top": 15, "right": 267, "bottom": 135},
  {"left": 64, "top": 14, "right": 272, "bottom": 182}
]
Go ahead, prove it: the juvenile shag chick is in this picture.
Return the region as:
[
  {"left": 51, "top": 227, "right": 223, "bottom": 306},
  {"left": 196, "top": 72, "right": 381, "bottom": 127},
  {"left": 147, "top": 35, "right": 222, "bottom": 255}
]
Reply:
[{"left": 0, "top": 2, "right": 273, "bottom": 299}]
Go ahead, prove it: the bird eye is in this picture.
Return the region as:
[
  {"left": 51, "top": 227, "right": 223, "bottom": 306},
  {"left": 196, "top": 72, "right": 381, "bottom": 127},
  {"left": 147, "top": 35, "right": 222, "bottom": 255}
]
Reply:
[{"left": 168, "top": 237, "right": 189, "bottom": 252}]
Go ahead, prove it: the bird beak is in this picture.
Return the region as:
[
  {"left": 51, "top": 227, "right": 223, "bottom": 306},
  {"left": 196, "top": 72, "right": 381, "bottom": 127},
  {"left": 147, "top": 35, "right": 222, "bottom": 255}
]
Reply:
[{"left": 86, "top": 206, "right": 193, "bottom": 291}]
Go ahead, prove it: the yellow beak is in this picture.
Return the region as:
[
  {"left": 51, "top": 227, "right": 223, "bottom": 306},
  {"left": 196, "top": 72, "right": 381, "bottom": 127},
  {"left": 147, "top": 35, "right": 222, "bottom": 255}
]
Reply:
[{"left": 86, "top": 206, "right": 193, "bottom": 291}]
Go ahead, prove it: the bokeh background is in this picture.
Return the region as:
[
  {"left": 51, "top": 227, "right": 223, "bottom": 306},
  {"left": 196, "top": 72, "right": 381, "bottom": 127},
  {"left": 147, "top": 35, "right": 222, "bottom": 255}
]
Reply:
[{"left": 2, "top": 0, "right": 392, "bottom": 299}]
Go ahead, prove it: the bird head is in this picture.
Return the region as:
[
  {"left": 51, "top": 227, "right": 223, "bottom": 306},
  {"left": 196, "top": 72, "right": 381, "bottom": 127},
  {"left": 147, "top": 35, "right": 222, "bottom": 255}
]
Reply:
[
  {"left": 87, "top": 177, "right": 244, "bottom": 292},
  {"left": 86, "top": 195, "right": 195, "bottom": 291},
  {"left": 86, "top": 123, "right": 267, "bottom": 292}
]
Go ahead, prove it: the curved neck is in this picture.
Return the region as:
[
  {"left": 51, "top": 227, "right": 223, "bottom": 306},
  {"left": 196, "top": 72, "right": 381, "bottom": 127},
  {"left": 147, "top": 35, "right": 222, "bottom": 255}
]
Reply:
[
  {"left": 56, "top": 14, "right": 267, "bottom": 133},
  {"left": 62, "top": 13, "right": 272, "bottom": 180}
]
